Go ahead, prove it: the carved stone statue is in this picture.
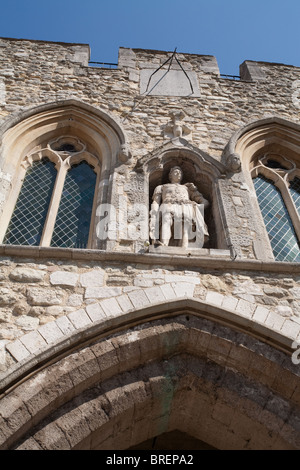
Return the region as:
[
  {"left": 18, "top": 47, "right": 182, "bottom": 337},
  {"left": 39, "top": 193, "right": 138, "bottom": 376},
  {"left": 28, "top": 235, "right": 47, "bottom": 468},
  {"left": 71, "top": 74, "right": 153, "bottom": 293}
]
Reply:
[
  {"left": 149, "top": 166, "right": 209, "bottom": 249},
  {"left": 225, "top": 152, "right": 241, "bottom": 173},
  {"left": 118, "top": 143, "right": 132, "bottom": 163},
  {"left": 164, "top": 111, "right": 192, "bottom": 140}
]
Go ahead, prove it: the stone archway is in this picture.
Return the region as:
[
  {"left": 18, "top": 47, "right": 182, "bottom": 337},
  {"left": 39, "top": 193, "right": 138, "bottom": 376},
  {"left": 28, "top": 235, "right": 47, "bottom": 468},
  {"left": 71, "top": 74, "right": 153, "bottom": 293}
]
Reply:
[{"left": 1, "top": 308, "right": 299, "bottom": 450}]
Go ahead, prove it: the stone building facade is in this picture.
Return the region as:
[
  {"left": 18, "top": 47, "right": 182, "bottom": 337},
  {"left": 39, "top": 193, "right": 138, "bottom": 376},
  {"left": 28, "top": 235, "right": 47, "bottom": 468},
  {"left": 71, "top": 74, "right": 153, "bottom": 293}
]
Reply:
[{"left": 0, "top": 37, "right": 300, "bottom": 450}]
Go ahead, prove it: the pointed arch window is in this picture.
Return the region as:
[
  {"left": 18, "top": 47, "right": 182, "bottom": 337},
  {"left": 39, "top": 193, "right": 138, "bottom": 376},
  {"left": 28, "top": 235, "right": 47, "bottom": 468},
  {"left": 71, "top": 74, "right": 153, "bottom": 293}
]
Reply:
[
  {"left": 2, "top": 136, "right": 100, "bottom": 249},
  {"left": 252, "top": 154, "right": 300, "bottom": 262}
]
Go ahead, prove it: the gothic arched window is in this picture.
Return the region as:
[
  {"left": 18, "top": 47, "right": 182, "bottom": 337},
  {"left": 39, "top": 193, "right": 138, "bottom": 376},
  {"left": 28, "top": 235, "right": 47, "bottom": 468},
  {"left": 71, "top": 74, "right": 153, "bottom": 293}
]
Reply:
[
  {"left": 3, "top": 136, "right": 99, "bottom": 249},
  {"left": 251, "top": 154, "right": 300, "bottom": 262}
]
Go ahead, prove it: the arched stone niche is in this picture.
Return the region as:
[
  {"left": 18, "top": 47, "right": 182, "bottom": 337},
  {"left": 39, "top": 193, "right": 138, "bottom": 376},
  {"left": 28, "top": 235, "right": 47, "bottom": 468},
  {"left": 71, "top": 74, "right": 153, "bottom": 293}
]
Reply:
[{"left": 137, "top": 142, "right": 227, "bottom": 251}]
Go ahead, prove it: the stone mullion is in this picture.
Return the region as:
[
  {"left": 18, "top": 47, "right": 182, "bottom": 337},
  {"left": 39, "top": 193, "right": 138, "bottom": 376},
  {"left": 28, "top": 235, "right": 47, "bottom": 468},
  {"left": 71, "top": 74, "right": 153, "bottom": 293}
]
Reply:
[
  {"left": 87, "top": 166, "right": 101, "bottom": 249},
  {"left": 39, "top": 160, "right": 70, "bottom": 247},
  {"left": 280, "top": 184, "right": 300, "bottom": 242},
  {"left": 0, "top": 165, "right": 27, "bottom": 243}
]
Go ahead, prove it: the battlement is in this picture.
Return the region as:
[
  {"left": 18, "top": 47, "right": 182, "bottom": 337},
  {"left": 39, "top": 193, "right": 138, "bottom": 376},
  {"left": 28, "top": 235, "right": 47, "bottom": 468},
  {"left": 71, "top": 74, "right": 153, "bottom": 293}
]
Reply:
[
  {"left": 118, "top": 46, "right": 300, "bottom": 84},
  {"left": 1, "top": 37, "right": 300, "bottom": 84},
  {"left": 0, "top": 36, "right": 91, "bottom": 66}
]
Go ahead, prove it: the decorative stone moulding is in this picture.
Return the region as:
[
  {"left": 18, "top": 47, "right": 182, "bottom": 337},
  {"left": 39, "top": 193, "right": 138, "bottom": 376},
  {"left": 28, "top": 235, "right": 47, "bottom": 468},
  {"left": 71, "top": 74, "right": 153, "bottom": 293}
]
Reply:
[
  {"left": 224, "top": 152, "right": 241, "bottom": 174},
  {"left": 223, "top": 116, "right": 300, "bottom": 172},
  {"left": 118, "top": 143, "right": 132, "bottom": 163},
  {"left": 0, "top": 99, "right": 130, "bottom": 173},
  {"left": 137, "top": 139, "right": 225, "bottom": 180},
  {"left": 23, "top": 142, "right": 101, "bottom": 172},
  {"left": 49, "top": 135, "right": 86, "bottom": 155},
  {"left": 251, "top": 153, "right": 300, "bottom": 183}
]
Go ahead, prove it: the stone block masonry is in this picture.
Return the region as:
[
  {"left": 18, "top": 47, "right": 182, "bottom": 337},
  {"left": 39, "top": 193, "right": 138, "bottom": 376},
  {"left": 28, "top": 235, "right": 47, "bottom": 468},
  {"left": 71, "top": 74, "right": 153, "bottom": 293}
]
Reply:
[
  {"left": 1, "top": 38, "right": 300, "bottom": 450},
  {"left": 0, "top": 39, "right": 299, "bottom": 160},
  {"left": 0, "top": 39, "right": 299, "bottom": 374},
  {"left": 0, "top": 254, "right": 299, "bottom": 373},
  {"left": 1, "top": 38, "right": 299, "bottom": 261}
]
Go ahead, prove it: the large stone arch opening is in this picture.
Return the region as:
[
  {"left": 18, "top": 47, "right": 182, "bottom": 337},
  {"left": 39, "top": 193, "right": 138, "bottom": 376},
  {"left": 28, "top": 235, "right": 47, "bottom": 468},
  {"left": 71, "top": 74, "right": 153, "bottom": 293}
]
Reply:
[{"left": 1, "top": 299, "right": 299, "bottom": 451}]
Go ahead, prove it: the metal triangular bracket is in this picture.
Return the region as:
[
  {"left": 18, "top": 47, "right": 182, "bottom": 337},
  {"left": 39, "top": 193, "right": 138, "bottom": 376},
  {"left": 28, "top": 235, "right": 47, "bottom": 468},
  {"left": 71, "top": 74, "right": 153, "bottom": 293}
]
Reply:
[{"left": 145, "top": 48, "right": 194, "bottom": 95}]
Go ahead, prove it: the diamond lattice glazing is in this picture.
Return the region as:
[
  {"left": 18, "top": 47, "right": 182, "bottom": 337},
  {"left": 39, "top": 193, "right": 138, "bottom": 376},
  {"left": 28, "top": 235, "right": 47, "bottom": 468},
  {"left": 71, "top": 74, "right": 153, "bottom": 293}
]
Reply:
[
  {"left": 289, "top": 176, "right": 300, "bottom": 215},
  {"left": 4, "top": 158, "right": 57, "bottom": 246},
  {"left": 51, "top": 161, "right": 96, "bottom": 248},
  {"left": 254, "top": 175, "right": 300, "bottom": 262}
]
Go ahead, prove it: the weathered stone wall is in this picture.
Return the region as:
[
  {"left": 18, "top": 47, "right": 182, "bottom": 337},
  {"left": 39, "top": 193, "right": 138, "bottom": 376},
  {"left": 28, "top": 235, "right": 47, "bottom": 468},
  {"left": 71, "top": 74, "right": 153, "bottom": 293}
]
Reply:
[
  {"left": 2, "top": 312, "right": 299, "bottom": 450},
  {"left": 0, "top": 252, "right": 300, "bottom": 374},
  {"left": 1, "top": 38, "right": 300, "bottom": 450},
  {"left": 0, "top": 38, "right": 300, "bottom": 376},
  {"left": 1, "top": 39, "right": 300, "bottom": 260},
  {"left": 1, "top": 39, "right": 300, "bottom": 157}
]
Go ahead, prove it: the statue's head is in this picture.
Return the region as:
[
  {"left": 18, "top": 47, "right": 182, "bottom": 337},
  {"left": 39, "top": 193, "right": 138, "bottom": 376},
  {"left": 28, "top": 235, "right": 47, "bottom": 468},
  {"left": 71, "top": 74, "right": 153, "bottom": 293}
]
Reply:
[{"left": 169, "top": 166, "right": 183, "bottom": 183}]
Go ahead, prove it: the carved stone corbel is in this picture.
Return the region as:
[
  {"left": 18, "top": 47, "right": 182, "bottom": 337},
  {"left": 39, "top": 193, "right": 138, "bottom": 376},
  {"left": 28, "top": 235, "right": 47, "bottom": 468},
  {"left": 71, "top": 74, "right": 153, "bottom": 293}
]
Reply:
[
  {"left": 225, "top": 152, "right": 241, "bottom": 173},
  {"left": 118, "top": 143, "right": 132, "bottom": 164}
]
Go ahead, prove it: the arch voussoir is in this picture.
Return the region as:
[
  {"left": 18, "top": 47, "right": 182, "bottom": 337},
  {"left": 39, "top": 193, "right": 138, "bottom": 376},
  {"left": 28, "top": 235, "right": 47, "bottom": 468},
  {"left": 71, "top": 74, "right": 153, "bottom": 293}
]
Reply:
[{"left": 0, "top": 309, "right": 299, "bottom": 450}]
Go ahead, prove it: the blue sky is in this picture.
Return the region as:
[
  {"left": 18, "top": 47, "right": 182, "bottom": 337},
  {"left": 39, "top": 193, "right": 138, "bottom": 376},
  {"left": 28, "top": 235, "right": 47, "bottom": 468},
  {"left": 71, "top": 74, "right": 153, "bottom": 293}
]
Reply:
[{"left": 0, "top": 0, "right": 299, "bottom": 76}]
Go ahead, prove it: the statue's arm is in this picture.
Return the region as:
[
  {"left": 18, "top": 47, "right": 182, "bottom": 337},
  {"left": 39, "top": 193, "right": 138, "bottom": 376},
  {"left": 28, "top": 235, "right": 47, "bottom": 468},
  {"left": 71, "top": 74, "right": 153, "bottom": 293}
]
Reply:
[
  {"left": 185, "top": 183, "right": 209, "bottom": 208},
  {"left": 151, "top": 186, "right": 162, "bottom": 209},
  {"left": 149, "top": 186, "right": 162, "bottom": 241}
]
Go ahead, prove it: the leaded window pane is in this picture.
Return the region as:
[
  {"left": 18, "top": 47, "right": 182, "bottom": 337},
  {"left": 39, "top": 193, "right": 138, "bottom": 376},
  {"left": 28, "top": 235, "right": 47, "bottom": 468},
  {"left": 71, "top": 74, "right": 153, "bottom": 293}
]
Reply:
[
  {"left": 289, "top": 176, "right": 300, "bottom": 215},
  {"left": 51, "top": 161, "right": 96, "bottom": 248},
  {"left": 3, "top": 158, "right": 56, "bottom": 246},
  {"left": 254, "top": 175, "right": 300, "bottom": 262}
]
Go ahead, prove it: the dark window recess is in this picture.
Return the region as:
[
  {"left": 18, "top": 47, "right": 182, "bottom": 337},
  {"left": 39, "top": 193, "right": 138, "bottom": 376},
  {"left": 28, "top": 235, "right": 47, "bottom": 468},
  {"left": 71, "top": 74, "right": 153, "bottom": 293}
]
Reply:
[{"left": 265, "top": 159, "right": 288, "bottom": 170}]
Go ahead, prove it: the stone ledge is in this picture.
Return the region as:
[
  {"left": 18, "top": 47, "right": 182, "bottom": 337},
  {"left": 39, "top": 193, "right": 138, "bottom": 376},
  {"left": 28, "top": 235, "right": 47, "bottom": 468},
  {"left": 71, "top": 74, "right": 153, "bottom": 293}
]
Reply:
[
  {"left": 1, "top": 244, "right": 300, "bottom": 274},
  {"left": 149, "top": 246, "right": 230, "bottom": 257}
]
